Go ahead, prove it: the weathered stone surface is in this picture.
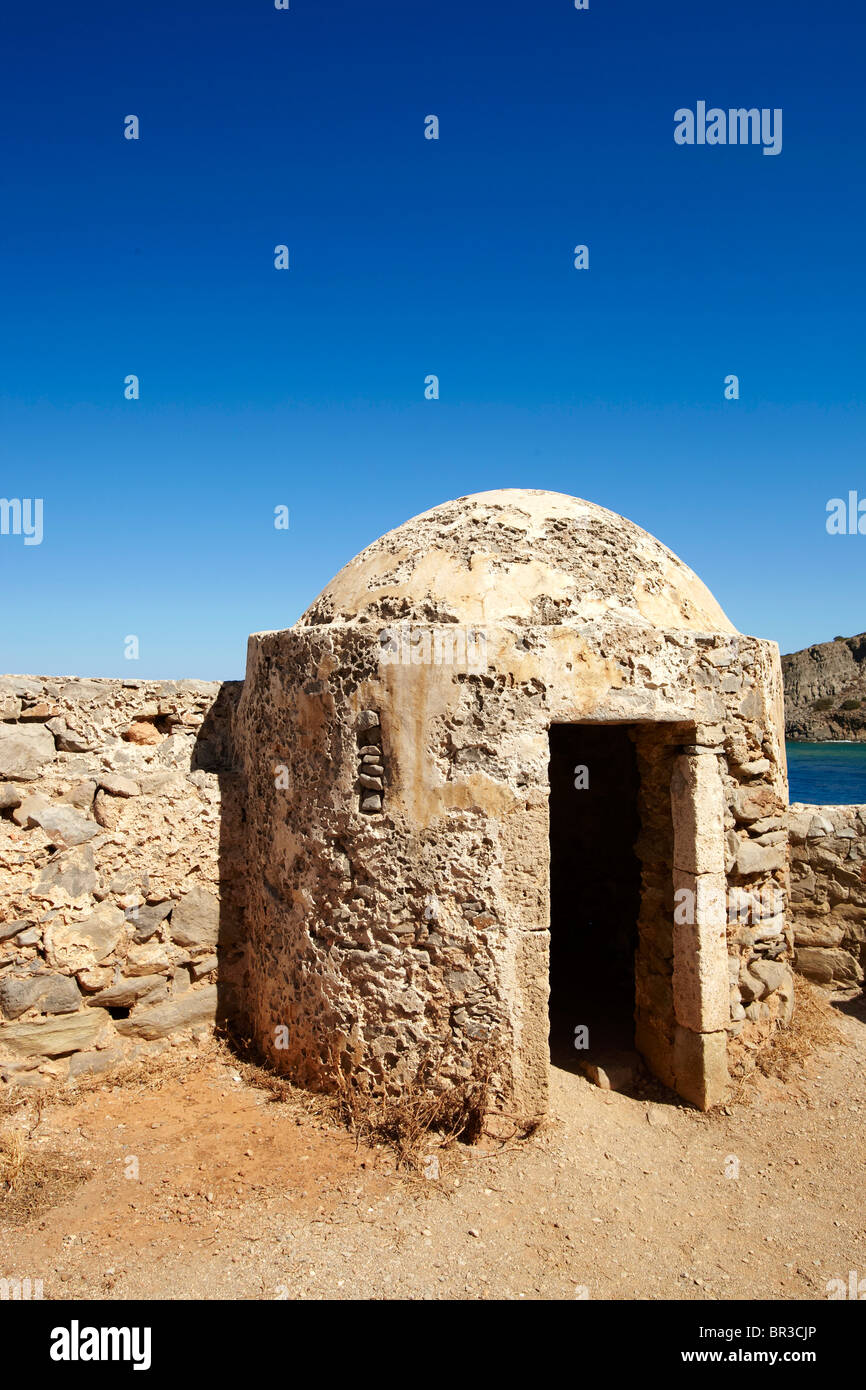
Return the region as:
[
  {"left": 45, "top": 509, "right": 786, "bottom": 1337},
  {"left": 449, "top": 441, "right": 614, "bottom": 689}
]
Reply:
[
  {"left": 189, "top": 954, "right": 218, "bottom": 980},
  {"left": 123, "top": 721, "right": 163, "bottom": 745},
  {"left": 731, "top": 786, "right": 784, "bottom": 823},
  {"left": 124, "top": 941, "right": 172, "bottom": 975},
  {"left": 738, "top": 965, "right": 766, "bottom": 1003},
  {"left": 734, "top": 839, "right": 786, "bottom": 876},
  {"left": 0, "top": 1009, "right": 106, "bottom": 1057},
  {"left": 671, "top": 755, "right": 725, "bottom": 877},
  {"left": 0, "top": 920, "right": 32, "bottom": 943},
  {"left": 0, "top": 677, "right": 42, "bottom": 698},
  {"left": 0, "top": 973, "right": 82, "bottom": 1019},
  {"left": 131, "top": 900, "right": 174, "bottom": 942},
  {"left": 0, "top": 781, "right": 22, "bottom": 809},
  {"left": 578, "top": 1051, "right": 640, "bottom": 1092},
  {"left": 92, "top": 788, "right": 121, "bottom": 829},
  {"left": 21, "top": 802, "right": 99, "bottom": 848},
  {"left": 20, "top": 702, "right": 59, "bottom": 721},
  {"left": 11, "top": 794, "right": 51, "bottom": 827},
  {"left": 45, "top": 717, "right": 97, "bottom": 752},
  {"left": 88, "top": 975, "right": 168, "bottom": 1009},
  {"left": 786, "top": 802, "right": 866, "bottom": 988},
  {"left": 674, "top": 1027, "right": 729, "bottom": 1110},
  {"left": 98, "top": 773, "right": 141, "bottom": 797},
  {"left": 740, "top": 758, "right": 771, "bottom": 778},
  {"left": 795, "top": 945, "right": 863, "bottom": 986},
  {"left": 68, "top": 1046, "right": 128, "bottom": 1079},
  {"left": 0, "top": 691, "right": 22, "bottom": 719},
  {"left": 60, "top": 780, "right": 97, "bottom": 810},
  {"left": 672, "top": 872, "right": 728, "bottom": 1033},
  {"left": 113, "top": 985, "right": 218, "bottom": 1039},
  {"left": 57, "top": 679, "right": 107, "bottom": 702},
  {"left": 748, "top": 959, "right": 791, "bottom": 996},
  {"left": 37, "top": 845, "right": 98, "bottom": 898},
  {"left": 0, "top": 722, "right": 55, "bottom": 780},
  {"left": 76, "top": 965, "right": 114, "bottom": 993},
  {"left": 14, "top": 927, "right": 41, "bottom": 946},
  {"left": 50, "top": 903, "right": 126, "bottom": 971},
  {"left": 169, "top": 887, "right": 219, "bottom": 947}
]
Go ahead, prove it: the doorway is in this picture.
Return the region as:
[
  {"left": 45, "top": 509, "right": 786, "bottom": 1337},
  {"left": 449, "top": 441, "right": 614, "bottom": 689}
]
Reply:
[{"left": 547, "top": 724, "right": 642, "bottom": 1071}]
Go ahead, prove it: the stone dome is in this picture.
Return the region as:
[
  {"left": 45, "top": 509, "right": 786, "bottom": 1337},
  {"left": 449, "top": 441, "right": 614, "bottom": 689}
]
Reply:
[{"left": 299, "top": 488, "right": 736, "bottom": 633}]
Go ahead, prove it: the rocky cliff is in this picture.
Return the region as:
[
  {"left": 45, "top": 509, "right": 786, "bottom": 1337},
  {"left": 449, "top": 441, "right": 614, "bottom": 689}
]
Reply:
[{"left": 782, "top": 634, "right": 866, "bottom": 741}]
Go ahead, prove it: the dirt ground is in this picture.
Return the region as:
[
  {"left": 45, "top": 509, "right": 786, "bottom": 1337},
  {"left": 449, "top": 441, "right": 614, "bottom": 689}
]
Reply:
[{"left": 1, "top": 989, "right": 864, "bottom": 1302}]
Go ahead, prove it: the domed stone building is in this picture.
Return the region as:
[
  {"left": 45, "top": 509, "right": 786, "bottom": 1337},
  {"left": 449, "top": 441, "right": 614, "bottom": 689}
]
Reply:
[{"left": 237, "top": 490, "right": 791, "bottom": 1120}]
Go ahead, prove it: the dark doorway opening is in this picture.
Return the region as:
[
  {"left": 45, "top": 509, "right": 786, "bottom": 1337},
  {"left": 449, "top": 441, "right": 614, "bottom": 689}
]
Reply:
[{"left": 548, "top": 724, "right": 641, "bottom": 1071}]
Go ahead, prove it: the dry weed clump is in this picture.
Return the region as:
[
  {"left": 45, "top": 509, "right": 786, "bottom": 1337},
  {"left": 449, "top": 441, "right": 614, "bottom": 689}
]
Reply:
[
  {"left": 0, "top": 1106, "right": 88, "bottom": 1226},
  {"left": 753, "top": 974, "right": 842, "bottom": 1079},
  {"left": 330, "top": 1052, "right": 494, "bottom": 1170},
  {"left": 223, "top": 1023, "right": 499, "bottom": 1169},
  {"left": 0, "top": 1127, "right": 25, "bottom": 1192},
  {"left": 729, "top": 974, "right": 843, "bottom": 1103}
]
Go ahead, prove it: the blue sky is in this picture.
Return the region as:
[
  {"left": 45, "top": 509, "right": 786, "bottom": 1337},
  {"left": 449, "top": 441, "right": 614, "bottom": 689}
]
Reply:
[{"left": 2, "top": 0, "right": 864, "bottom": 678}]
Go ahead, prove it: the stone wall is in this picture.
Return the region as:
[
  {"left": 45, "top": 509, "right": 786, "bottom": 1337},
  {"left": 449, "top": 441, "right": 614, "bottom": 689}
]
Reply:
[
  {"left": 0, "top": 676, "right": 244, "bottom": 1087},
  {"left": 787, "top": 803, "right": 866, "bottom": 990},
  {"left": 237, "top": 623, "right": 792, "bottom": 1115},
  {"left": 4, "top": 664, "right": 858, "bottom": 1101}
]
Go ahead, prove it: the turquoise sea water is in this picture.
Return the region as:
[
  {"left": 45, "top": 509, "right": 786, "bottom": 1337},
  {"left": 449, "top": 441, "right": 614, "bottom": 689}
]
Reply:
[{"left": 786, "top": 742, "right": 866, "bottom": 805}]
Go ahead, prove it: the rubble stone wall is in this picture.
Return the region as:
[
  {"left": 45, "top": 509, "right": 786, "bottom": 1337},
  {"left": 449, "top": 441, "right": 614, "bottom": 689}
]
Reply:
[
  {"left": 237, "top": 623, "right": 791, "bottom": 1117},
  {"left": 786, "top": 804, "right": 866, "bottom": 990},
  {"left": 0, "top": 675, "right": 245, "bottom": 1087},
  {"left": 5, "top": 662, "right": 860, "bottom": 1103}
]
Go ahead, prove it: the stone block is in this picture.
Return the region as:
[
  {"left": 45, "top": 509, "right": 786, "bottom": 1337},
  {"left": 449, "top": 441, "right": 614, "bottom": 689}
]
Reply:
[
  {"left": 37, "top": 845, "right": 98, "bottom": 898},
  {"left": 0, "top": 1009, "right": 107, "bottom": 1057},
  {"left": 734, "top": 839, "right": 786, "bottom": 876},
  {"left": 672, "top": 871, "right": 729, "bottom": 1031},
  {"left": 671, "top": 754, "right": 725, "bottom": 876},
  {"left": 673, "top": 1026, "right": 729, "bottom": 1110},
  {"left": 0, "top": 974, "right": 82, "bottom": 1020},
  {"left": 0, "top": 721, "right": 55, "bottom": 779},
  {"left": 795, "top": 946, "right": 862, "bottom": 987},
  {"left": 50, "top": 903, "right": 126, "bottom": 972},
  {"left": 169, "top": 887, "right": 219, "bottom": 948},
  {"left": 113, "top": 985, "right": 218, "bottom": 1039},
  {"left": 88, "top": 975, "right": 168, "bottom": 1009}
]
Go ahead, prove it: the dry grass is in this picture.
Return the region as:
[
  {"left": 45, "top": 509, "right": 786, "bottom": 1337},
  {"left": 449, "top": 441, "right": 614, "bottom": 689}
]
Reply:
[
  {"left": 755, "top": 975, "right": 841, "bottom": 1079},
  {"left": 0, "top": 1107, "right": 89, "bottom": 1227},
  {"left": 331, "top": 1054, "right": 494, "bottom": 1171},
  {"left": 729, "top": 974, "right": 843, "bottom": 1103},
  {"left": 0, "top": 1127, "right": 25, "bottom": 1191},
  {"left": 222, "top": 1027, "right": 500, "bottom": 1171}
]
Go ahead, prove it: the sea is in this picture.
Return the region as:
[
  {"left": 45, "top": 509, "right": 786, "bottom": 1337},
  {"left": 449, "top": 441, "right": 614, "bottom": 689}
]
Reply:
[{"left": 786, "top": 742, "right": 866, "bottom": 805}]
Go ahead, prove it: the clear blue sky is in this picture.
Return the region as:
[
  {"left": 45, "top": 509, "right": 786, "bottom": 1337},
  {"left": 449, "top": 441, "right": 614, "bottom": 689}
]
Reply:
[{"left": 2, "top": 0, "right": 864, "bottom": 679}]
